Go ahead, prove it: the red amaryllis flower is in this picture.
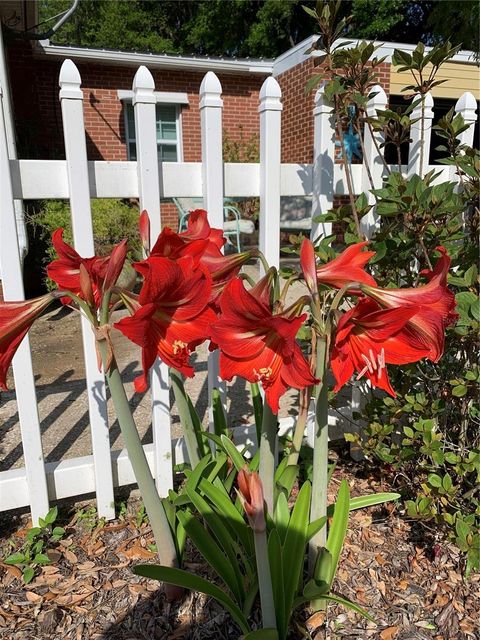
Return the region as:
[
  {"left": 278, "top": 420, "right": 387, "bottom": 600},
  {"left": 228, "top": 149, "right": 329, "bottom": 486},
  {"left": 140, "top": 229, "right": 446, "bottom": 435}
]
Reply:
[
  {"left": 142, "top": 210, "right": 251, "bottom": 301},
  {"left": 315, "top": 241, "right": 377, "bottom": 289},
  {"left": 210, "top": 277, "right": 318, "bottom": 413},
  {"left": 47, "top": 229, "right": 127, "bottom": 308},
  {"left": 331, "top": 297, "right": 430, "bottom": 396},
  {"left": 362, "top": 246, "right": 458, "bottom": 362},
  {"left": 237, "top": 466, "right": 266, "bottom": 531},
  {"left": 0, "top": 294, "right": 55, "bottom": 390},
  {"left": 114, "top": 256, "right": 217, "bottom": 391}
]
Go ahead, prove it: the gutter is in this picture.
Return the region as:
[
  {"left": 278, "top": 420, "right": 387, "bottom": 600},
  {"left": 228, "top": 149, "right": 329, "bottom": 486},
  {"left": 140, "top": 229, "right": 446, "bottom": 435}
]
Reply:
[{"left": 36, "top": 40, "right": 274, "bottom": 76}]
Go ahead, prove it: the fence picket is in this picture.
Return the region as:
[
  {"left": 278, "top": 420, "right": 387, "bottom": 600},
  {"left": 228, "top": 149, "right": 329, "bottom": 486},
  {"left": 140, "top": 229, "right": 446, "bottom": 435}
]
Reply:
[
  {"left": 452, "top": 92, "right": 478, "bottom": 182},
  {"left": 259, "top": 76, "right": 282, "bottom": 272},
  {"left": 199, "top": 71, "right": 227, "bottom": 423},
  {"left": 132, "top": 66, "right": 173, "bottom": 494},
  {"left": 311, "top": 83, "right": 335, "bottom": 242},
  {"left": 0, "top": 85, "right": 50, "bottom": 525},
  {"left": 407, "top": 92, "right": 434, "bottom": 178},
  {"left": 360, "top": 84, "right": 388, "bottom": 238},
  {"left": 59, "top": 60, "right": 115, "bottom": 520}
]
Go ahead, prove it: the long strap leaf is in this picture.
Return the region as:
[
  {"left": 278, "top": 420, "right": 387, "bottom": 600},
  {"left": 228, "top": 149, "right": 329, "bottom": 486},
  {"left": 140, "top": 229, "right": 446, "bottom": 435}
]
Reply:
[
  {"left": 325, "top": 479, "right": 350, "bottom": 585},
  {"left": 133, "top": 564, "right": 250, "bottom": 633}
]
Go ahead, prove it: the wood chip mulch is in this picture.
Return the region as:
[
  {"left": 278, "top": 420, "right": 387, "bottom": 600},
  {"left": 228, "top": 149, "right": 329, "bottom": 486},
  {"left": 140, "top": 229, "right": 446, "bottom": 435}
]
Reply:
[{"left": 0, "top": 466, "right": 478, "bottom": 640}]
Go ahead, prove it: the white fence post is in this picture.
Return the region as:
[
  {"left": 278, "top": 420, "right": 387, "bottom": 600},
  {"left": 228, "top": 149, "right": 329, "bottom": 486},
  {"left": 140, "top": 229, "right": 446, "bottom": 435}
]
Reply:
[
  {"left": 0, "top": 85, "right": 50, "bottom": 525},
  {"left": 59, "top": 60, "right": 115, "bottom": 520},
  {"left": 199, "top": 71, "right": 227, "bottom": 424},
  {"left": 407, "top": 92, "right": 434, "bottom": 178},
  {"left": 451, "top": 91, "right": 478, "bottom": 182},
  {"left": 259, "top": 76, "right": 282, "bottom": 272},
  {"left": 359, "top": 84, "right": 388, "bottom": 238},
  {"left": 132, "top": 66, "right": 173, "bottom": 494},
  {"left": 311, "top": 83, "right": 335, "bottom": 242}
]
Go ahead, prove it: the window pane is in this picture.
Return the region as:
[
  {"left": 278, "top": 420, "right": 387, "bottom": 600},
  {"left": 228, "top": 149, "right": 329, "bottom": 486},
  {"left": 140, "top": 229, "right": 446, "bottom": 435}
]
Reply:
[
  {"left": 128, "top": 142, "right": 137, "bottom": 161},
  {"left": 156, "top": 104, "right": 177, "bottom": 141},
  {"left": 126, "top": 103, "right": 135, "bottom": 131},
  {"left": 159, "top": 144, "right": 177, "bottom": 161}
]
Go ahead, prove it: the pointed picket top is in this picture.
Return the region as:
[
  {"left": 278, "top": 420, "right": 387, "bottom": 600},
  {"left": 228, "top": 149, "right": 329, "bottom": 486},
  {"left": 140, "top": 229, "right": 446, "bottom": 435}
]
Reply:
[
  {"left": 199, "top": 71, "right": 223, "bottom": 109},
  {"left": 366, "top": 84, "right": 388, "bottom": 116},
  {"left": 313, "top": 81, "right": 333, "bottom": 115},
  {"left": 259, "top": 75, "right": 282, "bottom": 112},
  {"left": 132, "top": 65, "right": 155, "bottom": 105},
  {"left": 411, "top": 91, "right": 434, "bottom": 119},
  {"left": 59, "top": 59, "right": 82, "bottom": 100},
  {"left": 455, "top": 91, "right": 478, "bottom": 122}
]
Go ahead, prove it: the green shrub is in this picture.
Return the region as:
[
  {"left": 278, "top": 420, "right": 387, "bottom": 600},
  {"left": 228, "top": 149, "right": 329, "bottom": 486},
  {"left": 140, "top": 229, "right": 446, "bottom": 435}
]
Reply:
[{"left": 27, "top": 198, "right": 142, "bottom": 288}]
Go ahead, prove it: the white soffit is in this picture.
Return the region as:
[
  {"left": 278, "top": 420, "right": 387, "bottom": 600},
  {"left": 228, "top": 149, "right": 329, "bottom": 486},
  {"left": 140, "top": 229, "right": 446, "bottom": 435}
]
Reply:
[
  {"left": 273, "top": 36, "right": 478, "bottom": 77},
  {"left": 37, "top": 40, "right": 274, "bottom": 75}
]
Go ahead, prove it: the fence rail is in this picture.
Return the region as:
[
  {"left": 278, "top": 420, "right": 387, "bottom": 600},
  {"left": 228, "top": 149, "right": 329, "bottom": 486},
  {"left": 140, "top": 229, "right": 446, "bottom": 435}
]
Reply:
[{"left": 0, "top": 59, "right": 477, "bottom": 522}]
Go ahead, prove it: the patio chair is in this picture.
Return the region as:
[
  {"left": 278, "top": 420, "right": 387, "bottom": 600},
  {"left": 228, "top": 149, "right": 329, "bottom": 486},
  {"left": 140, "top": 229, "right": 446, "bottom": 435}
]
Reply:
[{"left": 173, "top": 197, "right": 254, "bottom": 253}]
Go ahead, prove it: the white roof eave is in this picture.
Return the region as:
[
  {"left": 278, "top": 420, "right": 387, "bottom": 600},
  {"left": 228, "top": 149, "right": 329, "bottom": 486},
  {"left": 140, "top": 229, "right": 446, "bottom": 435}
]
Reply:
[{"left": 36, "top": 40, "right": 274, "bottom": 75}]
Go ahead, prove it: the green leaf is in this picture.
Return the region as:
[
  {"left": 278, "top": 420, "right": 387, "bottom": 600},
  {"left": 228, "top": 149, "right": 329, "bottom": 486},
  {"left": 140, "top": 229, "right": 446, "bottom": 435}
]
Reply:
[
  {"left": 4, "top": 552, "right": 25, "bottom": 565},
  {"left": 198, "top": 478, "right": 253, "bottom": 553},
  {"left": 52, "top": 527, "right": 65, "bottom": 538},
  {"left": 220, "top": 434, "right": 247, "bottom": 472},
  {"left": 314, "top": 547, "right": 332, "bottom": 586},
  {"left": 321, "top": 594, "right": 375, "bottom": 622},
  {"left": 176, "top": 509, "right": 243, "bottom": 603},
  {"left": 43, "top": 506, "right": 58, "bottom": 526},
  {"left": 303, "top": 577, "right": 329, "bottom": 599},
  {"left": 34, "top": 553, "right": 51, "bottom": 566},
  {"left": 348, "top": 493, "right": 400, "bottom": 512},
  {"left": 428, "top": 474, "right": 442, "bottom": 488},
  {"left": 325, "top": 480, "right": 350, "bottom": 584},
  {"left": 212, "top": 388, "right": 228, "bottom": 438},
  {"left": 251, "top": 382, "right": 263, "bottom": 446},
  {"left": 267, "top": 529, "right": 286, "bottom": 640},
  {"left": 306, "top": 516, "right": 328, "bottom": 541},
  {"left": 242, "top": 630, "right": 279, "bottom": 640},
  {"left": 274, "top": 492, "right": 290, "bottom": 545},
  {"left": 282, "top": 481, "right": 311, "bottom": 619},
  {"left": 452, "top": 385, "right": 468, "bottom": 397},
  {"left": 186, "top": 484, "right": 249, "bottom": 598},
  {"left": 133, "top": 565, "right": 250, "bottom": 633},
  {"left": 276, "top": 464, "right": 298, "bottom": 499},
  {"left": 22, "top": 567, "right": 35, "bottom": 584}
]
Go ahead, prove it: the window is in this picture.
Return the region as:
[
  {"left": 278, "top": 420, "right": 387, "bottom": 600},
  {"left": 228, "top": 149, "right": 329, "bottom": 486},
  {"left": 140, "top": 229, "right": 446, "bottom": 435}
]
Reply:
[{"left": 124, "top": 102, "right": 182, "bottom": 161}]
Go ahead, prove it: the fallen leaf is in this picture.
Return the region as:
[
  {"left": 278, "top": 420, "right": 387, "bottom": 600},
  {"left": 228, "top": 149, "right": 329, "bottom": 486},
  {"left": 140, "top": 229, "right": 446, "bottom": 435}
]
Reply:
[{"left": 380, "top": 627, "right": 400, "bottom": 640}]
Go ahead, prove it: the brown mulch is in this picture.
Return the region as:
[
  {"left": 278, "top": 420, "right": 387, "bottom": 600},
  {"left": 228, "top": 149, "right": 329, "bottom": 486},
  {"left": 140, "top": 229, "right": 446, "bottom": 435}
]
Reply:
[{"left": 0, "top": 466, "right": 478, "bottom": 640}]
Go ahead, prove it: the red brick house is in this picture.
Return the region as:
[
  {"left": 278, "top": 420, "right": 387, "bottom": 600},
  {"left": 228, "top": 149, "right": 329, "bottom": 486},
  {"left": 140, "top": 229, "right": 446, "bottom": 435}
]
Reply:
[{"left": 2, "top": 3, "right": 477, "bottom": 233}]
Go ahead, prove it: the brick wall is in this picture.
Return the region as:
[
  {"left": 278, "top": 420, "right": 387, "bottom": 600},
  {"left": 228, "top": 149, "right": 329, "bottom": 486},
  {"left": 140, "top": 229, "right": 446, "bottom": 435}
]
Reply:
[
  {"left": 7, "top": 41, "right": 264, "bottom": 229},
  {"left": 277, "top": 57, "right": 391, "bottom": 165}
]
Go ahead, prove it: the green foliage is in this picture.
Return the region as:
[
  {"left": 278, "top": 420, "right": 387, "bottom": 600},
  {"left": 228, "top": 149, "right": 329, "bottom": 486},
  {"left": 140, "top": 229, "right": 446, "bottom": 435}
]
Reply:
[
  {"left": 38, "top": 1, "right": 479, "bottom": 59},
  {"left": 27, "top": 198, "right": 141, "bottom": 288},
  {"left": 3, "top": 507, "right": 64, "bottom": 583}
]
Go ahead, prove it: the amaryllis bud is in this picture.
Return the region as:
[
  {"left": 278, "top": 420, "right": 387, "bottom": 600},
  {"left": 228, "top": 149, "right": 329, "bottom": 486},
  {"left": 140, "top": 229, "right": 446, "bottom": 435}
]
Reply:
[
  {"left": 300, "top": 238, "right": 317, "bottom": 294},
  {"left": 79, "top": 263, "right": 95, "bottom": 307},
  {"left": 237, "top": 467, "right": 266, "bottom": 532},
  {"left": 139, "top": 210, "right": 151, "bottom": 254},
  {"left": 102, "top": 239, "right": 128, "bottom": 293}
]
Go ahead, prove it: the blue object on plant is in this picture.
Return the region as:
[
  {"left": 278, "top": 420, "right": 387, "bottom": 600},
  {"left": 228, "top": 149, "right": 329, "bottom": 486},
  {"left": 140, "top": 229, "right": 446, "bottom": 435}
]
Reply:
[{"left": 335, "top": 106, "right": 363, "bottom": 163}]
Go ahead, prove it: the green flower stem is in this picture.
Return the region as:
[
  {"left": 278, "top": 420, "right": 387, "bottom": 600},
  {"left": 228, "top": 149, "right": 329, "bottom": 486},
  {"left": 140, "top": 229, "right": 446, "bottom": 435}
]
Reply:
[
  {"left": 308, "top": 335, "right": 329, "bottom": 576},
  {"left": 99, "top": 343, "right": 177, "bottom": 569},
  {"left": 251, "top": 382, "right": 264, "bottom": 447},
  {"left": 259, "top": 402, "right": 278, "bottom": 515},
  {"left": 169, "top": 368, "right": 201, "bottom": 469},
  {"left": 254, "top": 529, "right": 276, "bottom": 630},
  {"left": 287, "top": 386, "right": 312, "bottom": 467}
]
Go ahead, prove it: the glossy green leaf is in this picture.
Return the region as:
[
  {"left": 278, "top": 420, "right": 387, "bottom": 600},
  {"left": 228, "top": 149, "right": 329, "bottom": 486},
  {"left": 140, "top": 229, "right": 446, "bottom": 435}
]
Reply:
[
  {"left": 186, "top": 484, "right": 250, "bottom": 597},
  {"left": 220, "top": 434, "right": 247, "bottom": 472},
  {"left": 133, "top": 565, "right": 250, "bottom": 633},
  {"left": 242, "top": 629, "right": 279, "bottom": 639},
  {"left": 348, "top": 493, "right": 400, "bottom": 511},
  {"left": 325, "top": 480, "right": 350, "bottom": 584},
  {"left": 282, "top": 481, "right": 311, "bottom": 620},
  {"left": 313, "top": 547, "right": 332, "bottom": 587},
  {"left": 274, "top": 492, "right": 290, "bottom": 545},
  {"left": 306, "top": 516, "right": 328, "bottom": 541},
  {"left": 268, "top": 529, "right": 286, "bottom": 640},
  {"left": 176, "top": 509, "right": 242, "bottom": 603},
  {"left": 212, "top": 388, "right": 228, "bottom": 438}
]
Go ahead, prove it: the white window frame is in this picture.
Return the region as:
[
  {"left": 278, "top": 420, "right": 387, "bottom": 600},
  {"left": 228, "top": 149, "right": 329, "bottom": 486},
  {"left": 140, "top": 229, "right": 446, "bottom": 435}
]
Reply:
[{"left": 118, "top": 90, "right": 187, "bottom": 162}]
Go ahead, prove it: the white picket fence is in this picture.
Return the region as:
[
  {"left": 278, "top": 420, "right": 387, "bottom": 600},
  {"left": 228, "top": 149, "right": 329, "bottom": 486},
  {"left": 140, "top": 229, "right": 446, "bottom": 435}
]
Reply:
[{"left": 0, "top": 59, "right": 477, "bottom": 524}]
